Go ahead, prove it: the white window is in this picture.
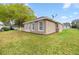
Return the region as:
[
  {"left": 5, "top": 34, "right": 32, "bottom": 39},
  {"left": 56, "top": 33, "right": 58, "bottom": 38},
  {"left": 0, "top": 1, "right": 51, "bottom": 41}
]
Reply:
[
  {"left": 38, "top": 21, "right": 44, "bottom": 31},
  {"left": 31, "top": 23, "right": 35, "bottom": 31},
  {"left": 26, "top": 24, "right": 30, "bottom": 29},
  {"left": 25, "top": 23, "right": 31, "bottom": 32}
]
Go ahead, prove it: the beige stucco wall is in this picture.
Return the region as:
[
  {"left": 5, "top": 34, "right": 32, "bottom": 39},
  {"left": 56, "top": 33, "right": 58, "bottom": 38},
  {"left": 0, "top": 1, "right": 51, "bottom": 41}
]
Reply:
[
  {"left": 58, "top": 24, "right": 63, "bottom": 32},
  {"left": 24, "top": 20, "right": 46, "bottom": 34},
  {"left": 31, "top": 20, "right": 45, "bottom": 34},
  {"left": 24, "top": 23, "right": 31, "bottom": 32},
  {"left": 24, "top": 20, "right": 63, "bottom": 34},
  {"left": 45, "top": 20, "right": 57, "bottom": 34}
]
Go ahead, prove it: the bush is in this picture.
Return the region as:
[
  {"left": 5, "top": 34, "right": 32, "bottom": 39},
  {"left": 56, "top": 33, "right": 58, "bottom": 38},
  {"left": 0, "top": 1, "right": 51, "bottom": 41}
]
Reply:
[
  {"left": 2, "top": 26, "right": 10, "bottom": 31},
  {"left": 9, "top": 26, "right": 14, "bottom": 30}
]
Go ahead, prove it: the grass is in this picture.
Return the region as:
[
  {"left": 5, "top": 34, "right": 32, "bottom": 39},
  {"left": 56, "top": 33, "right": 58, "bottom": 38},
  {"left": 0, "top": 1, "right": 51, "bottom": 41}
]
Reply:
[{"left": 0, "top": 29, "right": 79, "bottom": 55}]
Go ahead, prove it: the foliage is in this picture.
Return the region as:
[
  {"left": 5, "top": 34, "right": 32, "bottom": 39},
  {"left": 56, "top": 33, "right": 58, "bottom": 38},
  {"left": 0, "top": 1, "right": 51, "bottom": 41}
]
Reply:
[
  {"left": 0, "top": 4, "right": 36, "bottom": 27},
  {"left": 63, "top": 22, "right": 71, "bottom": 27},
  {"left": 2, "top": 26, "right": 10, "bottom": 31},
  {"left": 71, "top": 19, "right": 79, "bottom": 29},
  {"left": 63, "top": 22, "right": 71, "bottom": 26}
]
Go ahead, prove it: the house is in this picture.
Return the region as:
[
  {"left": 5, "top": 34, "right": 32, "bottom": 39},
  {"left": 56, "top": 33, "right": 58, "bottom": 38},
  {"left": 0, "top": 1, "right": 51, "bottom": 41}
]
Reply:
[
  {"left": 63, "top": 23, "right": 71, "bottom": 29},
  {"left": 23, "top": 16, "right": 63, "bottom": 34}
]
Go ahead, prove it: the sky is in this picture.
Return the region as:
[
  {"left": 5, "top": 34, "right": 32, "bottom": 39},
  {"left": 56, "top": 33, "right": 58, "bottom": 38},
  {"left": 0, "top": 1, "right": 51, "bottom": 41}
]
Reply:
[{"left": 27, "top": 3, "right": 79, "bottom": 23}]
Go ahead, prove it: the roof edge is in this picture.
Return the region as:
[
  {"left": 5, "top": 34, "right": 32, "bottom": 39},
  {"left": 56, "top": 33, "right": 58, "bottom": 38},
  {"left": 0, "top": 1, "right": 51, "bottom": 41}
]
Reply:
[{"left": 23, "top": 16, "right": 62, "bottom": 25}]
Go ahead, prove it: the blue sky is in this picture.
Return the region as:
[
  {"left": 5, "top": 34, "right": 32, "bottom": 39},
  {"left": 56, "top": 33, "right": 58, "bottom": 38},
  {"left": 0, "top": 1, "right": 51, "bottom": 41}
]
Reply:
[{"left": 27, "top": 3, "right": 79, "bottom": 23}]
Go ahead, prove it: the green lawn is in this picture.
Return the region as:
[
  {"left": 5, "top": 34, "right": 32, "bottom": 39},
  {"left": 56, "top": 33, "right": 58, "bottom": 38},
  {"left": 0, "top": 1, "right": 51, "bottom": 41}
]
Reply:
[{"left": 0, "top": 29, "right": 79, "bottom": 55}]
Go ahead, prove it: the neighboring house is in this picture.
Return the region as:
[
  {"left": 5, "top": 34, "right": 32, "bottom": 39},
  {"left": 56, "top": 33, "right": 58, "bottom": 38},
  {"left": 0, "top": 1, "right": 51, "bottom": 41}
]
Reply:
[
  {"left": 63, "top": 23, "right": 71, "bottom": 29},
  {"left": 23, "top": 17, "right": 63, "bottom": 34},
  {"left": 0, "top": 22, "right": 4, "bottom": 31}
]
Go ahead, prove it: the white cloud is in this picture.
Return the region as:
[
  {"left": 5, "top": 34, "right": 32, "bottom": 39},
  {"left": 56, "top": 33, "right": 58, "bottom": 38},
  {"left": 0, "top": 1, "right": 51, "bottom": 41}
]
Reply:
[
  {"left": 63, "top": 3, "right": 71, "bottom": 9},
  {"left": 73, "top": 4, "right": 79, "bottom": 8},
  {"left": 25, "top": 3, "right": 29, "bottom": 6},
  {"left": 61, "top": 16, "right": 68, "bottom": 19},
  {"left": 63, "top": 3, "right": 79, "bottom": 9},
  {"left": 73, "top": 12, "right": 78, "bottom": 15},
  {"left": 69, "top": 16, "right": 72, "bottom": 18}
]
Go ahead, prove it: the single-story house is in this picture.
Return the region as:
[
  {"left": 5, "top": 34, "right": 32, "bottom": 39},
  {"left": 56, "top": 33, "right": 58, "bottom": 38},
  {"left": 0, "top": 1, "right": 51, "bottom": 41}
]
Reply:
[
  {"left": 23, "top": 16, "right": 63, "bottom": 34},
  {"left": 63, "top": 23, "right": 71, "bottom": 29}
]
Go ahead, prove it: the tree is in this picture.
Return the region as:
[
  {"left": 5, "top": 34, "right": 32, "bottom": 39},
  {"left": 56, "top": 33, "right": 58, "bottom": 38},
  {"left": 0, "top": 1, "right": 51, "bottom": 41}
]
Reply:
[
  {"left": 71, "top": 19, "right": 79, "bottom": 29},
  {"left": 0, "top": 4, "right": 8, "bottom": 22},
  {"left": 0, "top": 4, "right": 36, "bottom": 28},
  {"left": 52, "top": 14, "right": 58, "bottom": 19},
  {"left": 63, "top": 22, "right": 71, "bottom": 29}
]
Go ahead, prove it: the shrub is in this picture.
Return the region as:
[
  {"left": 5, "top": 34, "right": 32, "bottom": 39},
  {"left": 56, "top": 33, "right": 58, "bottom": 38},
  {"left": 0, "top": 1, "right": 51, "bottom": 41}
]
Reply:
[{"left": 2, "top": 26, "right": 10, "bottom": 31}]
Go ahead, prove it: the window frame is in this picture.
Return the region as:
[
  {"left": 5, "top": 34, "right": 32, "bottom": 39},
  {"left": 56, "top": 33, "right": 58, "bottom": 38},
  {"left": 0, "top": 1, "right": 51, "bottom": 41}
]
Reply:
[
  {"left": 38, "top": 21, "right": 44, "bottom": 31},
  {"left": 31, "top": 22, "right": 35, "bottom": 31}
]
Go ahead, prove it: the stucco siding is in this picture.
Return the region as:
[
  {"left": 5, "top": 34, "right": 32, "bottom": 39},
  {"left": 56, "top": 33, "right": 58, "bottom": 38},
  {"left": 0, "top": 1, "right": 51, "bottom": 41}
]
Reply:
[
  {"left": 24, "top": 23, "right": 31, "bottom": 32},
  {"left": 31, "top": 22, "right": 38, "bottom": 33},
  {"left": 58, "top": 24, "right": 63, "bottom": 32},
  {"left": 24, "top": 19, "right": 63, "bottom": 34},
  {"left": 45, "top": 20, "right": 57, "bottom": 34},
  {"left": 24, "top": 20, "right": 46, "bottom": 34},
  {"left": 32, "top": 20, "right": 45, "bottom": 34}
]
